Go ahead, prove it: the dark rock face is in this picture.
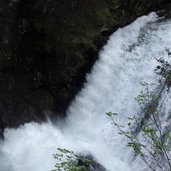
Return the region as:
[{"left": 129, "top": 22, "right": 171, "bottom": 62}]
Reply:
[
  {"left": 0, "top": 0, "right": 170, "bottom": 130},
  {"left": 78, "top": 155, "right": 107, "bottom": 171}
]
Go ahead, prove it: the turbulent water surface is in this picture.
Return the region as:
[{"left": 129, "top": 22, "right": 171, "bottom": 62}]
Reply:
[{"left": 1, "top": 13, "right": 171, "bottom": 171}]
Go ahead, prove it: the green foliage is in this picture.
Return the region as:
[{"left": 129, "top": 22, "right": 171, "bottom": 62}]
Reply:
[
  {"left": 52, "top": 148, "right": 93, "bottom": 171},
  {"left": 155, "top": 56, "right": 171, "bottom": 89},
  {"left": 107, "top": 81, "right": 171, "bottom": 171}
]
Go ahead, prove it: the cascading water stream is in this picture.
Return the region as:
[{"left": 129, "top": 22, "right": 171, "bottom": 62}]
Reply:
[{"left": 0, "top": 13, "right": 171, "bottom": 171}]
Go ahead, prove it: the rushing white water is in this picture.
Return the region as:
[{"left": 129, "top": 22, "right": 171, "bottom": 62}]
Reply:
[{"left": 1, "top": 13, "right": 171, "bottom": 171}]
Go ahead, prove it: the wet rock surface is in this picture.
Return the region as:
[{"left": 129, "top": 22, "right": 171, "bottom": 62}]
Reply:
[{"left": 78, "top": 155, "right": 107, "bottom": 171}]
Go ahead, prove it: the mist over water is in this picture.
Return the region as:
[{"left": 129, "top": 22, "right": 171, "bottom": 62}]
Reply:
[{"left": 1, "top": 13, "right": 171, "bottom": 171}]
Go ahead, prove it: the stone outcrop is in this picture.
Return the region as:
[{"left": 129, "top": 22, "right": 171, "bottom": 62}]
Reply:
[{"left": 78, "top": 154, "right": 107, "bottom": 171}]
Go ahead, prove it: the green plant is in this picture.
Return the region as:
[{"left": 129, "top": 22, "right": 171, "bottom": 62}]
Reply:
[
  {"left": 52, "top": 148, "right": 93, "bottom": 171},
  {"left": 155, "top": 57, "right": 171, "bottom": 89},
  {"left": 106, "top": 82, "right": 171, "bottom": 171}
]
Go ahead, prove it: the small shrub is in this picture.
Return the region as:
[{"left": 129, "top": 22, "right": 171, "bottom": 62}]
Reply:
[
  {"left": 52, "top": 148, "right": 93, "bottom": 171},
  {"left": 107, "top": 82, "right": 171, "bottom": 171}
]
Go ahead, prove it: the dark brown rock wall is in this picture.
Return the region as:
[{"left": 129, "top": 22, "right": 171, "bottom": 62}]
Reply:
[{"left": 0, "top": 0, "right": 170, "bottom": 130}]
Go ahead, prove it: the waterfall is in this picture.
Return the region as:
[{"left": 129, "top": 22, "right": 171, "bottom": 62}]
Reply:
[{"left": 1, "top": 13, "right": 171, "bottom": 171}]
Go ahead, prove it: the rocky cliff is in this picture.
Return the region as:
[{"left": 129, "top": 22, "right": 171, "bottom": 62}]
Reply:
[{"left": 0, "top": 0, "right": 170, "bottom": 131}]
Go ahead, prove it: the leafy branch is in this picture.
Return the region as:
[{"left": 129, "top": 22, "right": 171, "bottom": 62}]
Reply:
[
  {"left": 52, "top": 148, "right": 93, "bottom": 171},
  {"left": 106, "top": 82, "right": 171, "bottom": 171}
]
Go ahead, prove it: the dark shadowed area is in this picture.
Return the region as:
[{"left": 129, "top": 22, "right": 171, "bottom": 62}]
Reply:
[{"left": 0, "top": 0, "right": 170, "bottom": 132}]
